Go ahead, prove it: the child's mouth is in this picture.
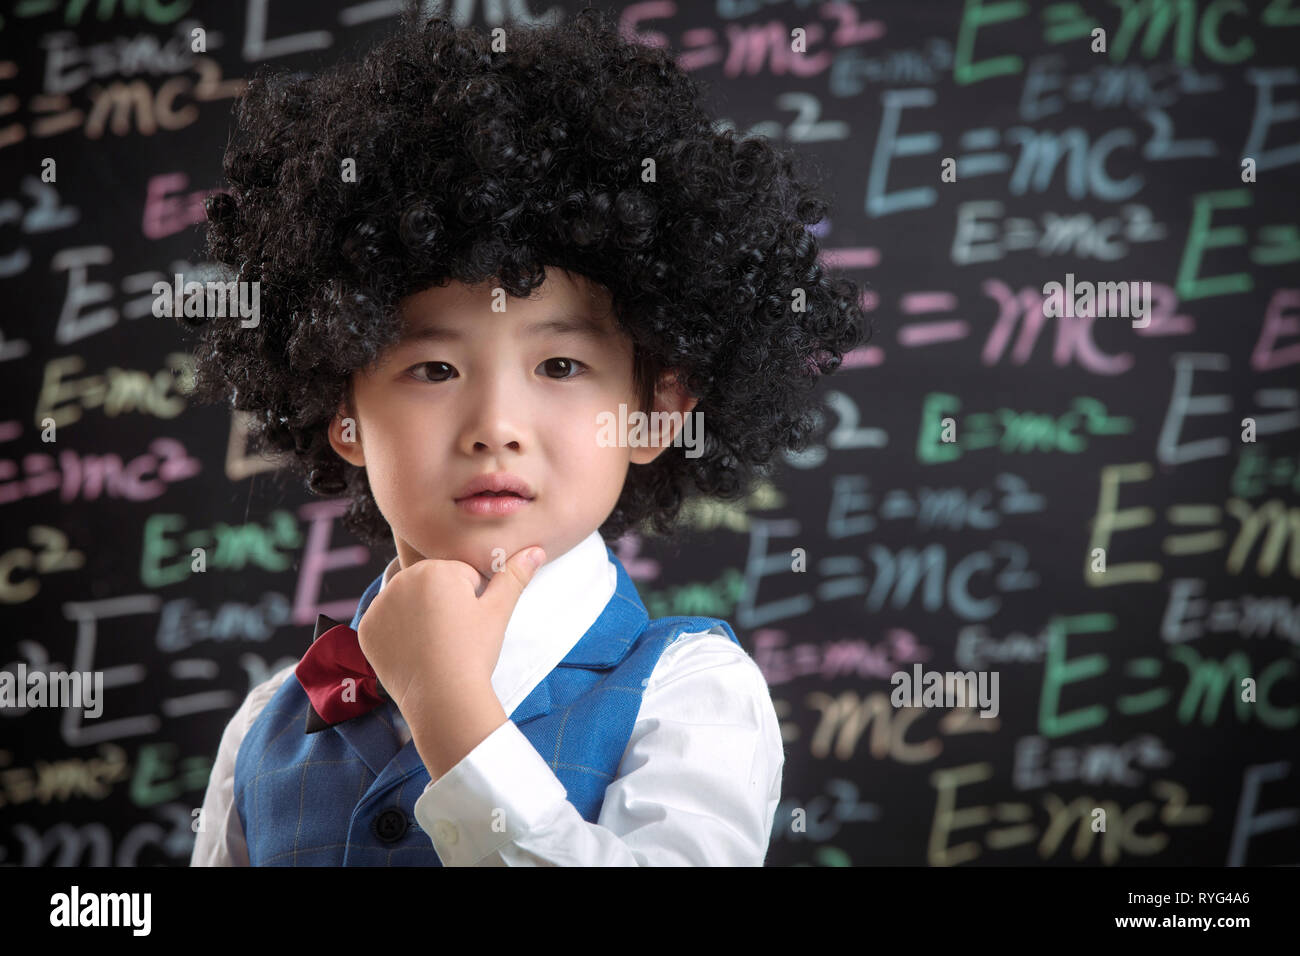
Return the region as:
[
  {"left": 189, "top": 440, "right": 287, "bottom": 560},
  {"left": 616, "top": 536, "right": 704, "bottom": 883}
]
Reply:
[{"left": 456, "top": 491, "right": 532, "bottom": 515}]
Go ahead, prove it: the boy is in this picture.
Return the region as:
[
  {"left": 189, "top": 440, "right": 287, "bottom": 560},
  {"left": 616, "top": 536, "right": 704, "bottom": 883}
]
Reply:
[{"left": 185, "top": 8, "right": 865, "bottom": 865}]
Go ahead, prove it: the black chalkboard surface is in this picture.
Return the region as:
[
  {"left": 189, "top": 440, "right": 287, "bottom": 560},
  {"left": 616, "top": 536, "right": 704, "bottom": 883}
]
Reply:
[{"left": 3, "top": 0, "right": 1297, "bottom": 867}]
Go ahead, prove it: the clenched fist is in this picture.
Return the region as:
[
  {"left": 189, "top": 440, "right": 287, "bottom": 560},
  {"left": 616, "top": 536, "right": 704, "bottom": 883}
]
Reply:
[{"left": 356, "top": 546, "right": 546, "bottom": 725}]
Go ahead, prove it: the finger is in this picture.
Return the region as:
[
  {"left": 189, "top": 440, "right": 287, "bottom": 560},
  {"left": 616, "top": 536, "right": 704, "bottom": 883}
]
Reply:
[
  {"left": 393, "top": 556, "right": 480, "bottom": 593},
  {"left": 481, "top": 547, "right": 545, "bottom": 621}
]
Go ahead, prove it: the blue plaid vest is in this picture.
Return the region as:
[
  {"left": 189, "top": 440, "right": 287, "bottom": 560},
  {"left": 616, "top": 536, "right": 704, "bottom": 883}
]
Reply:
[{"left": 233, "top": 545, "right": 740, "bottom": 865}]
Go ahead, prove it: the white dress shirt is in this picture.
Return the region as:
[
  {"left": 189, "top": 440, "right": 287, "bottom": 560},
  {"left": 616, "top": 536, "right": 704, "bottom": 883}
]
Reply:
[{"left": 191, "top": 530, "right": 785, "bottom": 866}]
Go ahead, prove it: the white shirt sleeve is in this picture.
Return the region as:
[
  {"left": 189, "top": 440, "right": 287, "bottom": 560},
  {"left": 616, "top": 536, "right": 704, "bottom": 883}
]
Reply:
[
  {"left": 412, "top": 630, "right": 785, "bottom": 866},
  {"left": 190, "top": 664, "right": 297, "bottom": 867}
]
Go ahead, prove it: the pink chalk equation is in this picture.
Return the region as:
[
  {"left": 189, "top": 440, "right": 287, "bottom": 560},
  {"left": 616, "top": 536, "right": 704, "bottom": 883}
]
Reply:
[
  {"left": 754, "top": 627, "right": 929, "bottom": 687},
  {"left": 898, "top": 291, "right": 969, "bottom": 347},
  {"left": 622, "top": 2, "right": 885, "bottom": 78},
  {"left": 0, "top": 436, "right": 201, "bottom": 505},
  {"left": 1252, "top": 289, "right": 1300, "bottom": 372},
  {"left": 142, "top": 173, "right": 223, "bottom": 240},
  {"left": 292, "top": 499, "right": 374, "bottom": 627}
]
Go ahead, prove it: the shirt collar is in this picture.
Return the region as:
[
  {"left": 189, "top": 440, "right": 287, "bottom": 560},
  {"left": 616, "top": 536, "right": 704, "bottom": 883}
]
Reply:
[{"left": 376, "top": 530, "right": 618, "bottom": 716}]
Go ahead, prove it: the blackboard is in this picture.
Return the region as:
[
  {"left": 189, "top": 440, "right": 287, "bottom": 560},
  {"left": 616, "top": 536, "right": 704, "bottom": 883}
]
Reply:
[{"left": 3, "top": 0, "right": 1297, "bottom": 867}]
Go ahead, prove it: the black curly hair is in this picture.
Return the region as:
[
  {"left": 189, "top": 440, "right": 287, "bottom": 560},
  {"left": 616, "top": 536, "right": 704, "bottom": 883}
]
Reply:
[{"left": 179, "top": 5, "right": 867, "bottom": 555}]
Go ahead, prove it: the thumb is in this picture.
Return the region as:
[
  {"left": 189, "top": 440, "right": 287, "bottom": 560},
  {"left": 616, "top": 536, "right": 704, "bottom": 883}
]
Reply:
[{"left": 482, "top": 546, "right": 546, "bottom": 620}]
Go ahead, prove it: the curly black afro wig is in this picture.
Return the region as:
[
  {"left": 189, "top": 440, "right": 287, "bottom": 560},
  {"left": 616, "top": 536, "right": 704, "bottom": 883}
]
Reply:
[{"left": 180, "top": 5, "right": 867, "bottom": 555}]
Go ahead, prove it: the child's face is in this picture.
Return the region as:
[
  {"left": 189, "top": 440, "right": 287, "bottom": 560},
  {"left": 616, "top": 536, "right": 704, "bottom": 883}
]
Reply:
[{"left": 328, "top": 268, "right": 696, "bottom": 591}]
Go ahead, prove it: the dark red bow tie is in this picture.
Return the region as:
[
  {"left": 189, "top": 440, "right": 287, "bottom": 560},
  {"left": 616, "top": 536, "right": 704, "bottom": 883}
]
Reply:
[{"left": 296, "top": 613, "right": 391, "bottom": 734}]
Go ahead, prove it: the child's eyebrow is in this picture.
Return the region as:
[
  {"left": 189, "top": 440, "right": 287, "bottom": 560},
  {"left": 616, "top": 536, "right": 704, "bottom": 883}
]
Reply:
[{"left": 399, "top": 314, "right": 611, "bottom": 344}]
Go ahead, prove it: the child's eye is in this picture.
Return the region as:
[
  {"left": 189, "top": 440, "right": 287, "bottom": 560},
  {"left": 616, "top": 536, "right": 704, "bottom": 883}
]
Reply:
[
  {"left": 538, "top": 357, "right": 587, "bottom": 380},
  {"left": 408, "top": 361, "right": 455, "bottom": 383},
  {"left": 406, "top": 359, "right": 587, "bottom": 383}
]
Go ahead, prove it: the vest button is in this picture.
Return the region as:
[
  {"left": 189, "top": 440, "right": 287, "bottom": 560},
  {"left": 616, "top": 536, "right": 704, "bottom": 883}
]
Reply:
[{"left": 373, "top": 808, "right": 408, "bottom": 843}]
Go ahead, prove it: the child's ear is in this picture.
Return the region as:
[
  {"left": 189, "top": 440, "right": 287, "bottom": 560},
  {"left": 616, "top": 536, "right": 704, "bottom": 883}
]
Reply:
[
  {"left": 628, "top": 371, "right": 700, "bottom": 465},
  {"left": 327, "top": 404, "right": 366, "bottom": 466}
]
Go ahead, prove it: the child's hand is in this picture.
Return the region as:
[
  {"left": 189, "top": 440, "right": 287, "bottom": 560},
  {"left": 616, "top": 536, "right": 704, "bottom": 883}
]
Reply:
[{"left": 355, "top": 546, "right": 546, "bottom": 721}]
